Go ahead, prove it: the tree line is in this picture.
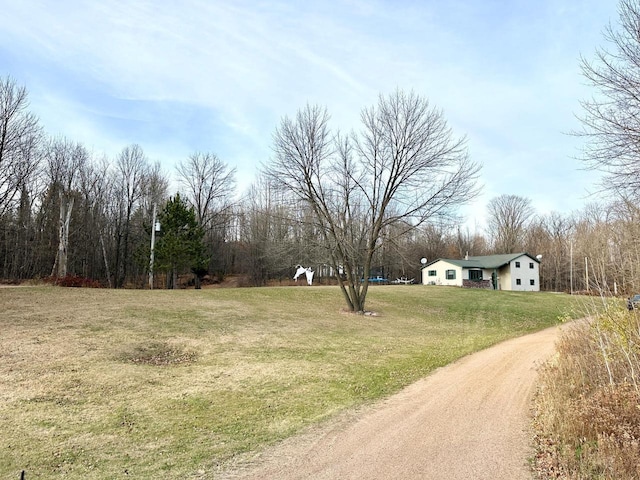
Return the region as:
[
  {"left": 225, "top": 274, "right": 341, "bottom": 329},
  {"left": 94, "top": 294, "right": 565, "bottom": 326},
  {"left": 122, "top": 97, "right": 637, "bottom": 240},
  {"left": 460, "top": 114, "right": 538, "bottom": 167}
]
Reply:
[{"left": 1, "top": 76, "right": 639, "bottom": 298}]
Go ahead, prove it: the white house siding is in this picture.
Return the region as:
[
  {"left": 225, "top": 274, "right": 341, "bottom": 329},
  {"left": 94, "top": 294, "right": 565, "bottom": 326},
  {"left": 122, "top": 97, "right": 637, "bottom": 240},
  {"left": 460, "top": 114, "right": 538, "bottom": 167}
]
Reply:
[
  {"left": 507, "top": 256, "right": 540, "bottom": 292},
  {"left": 422, "top": 260, "right": 463, "bottom": 286}
]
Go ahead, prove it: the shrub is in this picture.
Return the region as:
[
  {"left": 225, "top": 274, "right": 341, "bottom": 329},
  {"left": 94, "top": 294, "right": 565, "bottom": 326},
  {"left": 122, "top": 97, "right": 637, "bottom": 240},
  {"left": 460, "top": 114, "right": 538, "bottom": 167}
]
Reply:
[
  {"left": 45, "top": 275, "right": 103, "bottom": 288},
  {"left": 533, "top": 303, "right": 640, "bottom": 479}
]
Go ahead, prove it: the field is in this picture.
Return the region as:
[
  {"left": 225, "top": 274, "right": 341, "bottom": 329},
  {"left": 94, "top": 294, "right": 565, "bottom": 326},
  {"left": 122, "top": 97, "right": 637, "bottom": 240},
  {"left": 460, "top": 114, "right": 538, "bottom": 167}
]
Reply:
[{"left": 0, "top": 285, "right": 578, "bottom": 479}]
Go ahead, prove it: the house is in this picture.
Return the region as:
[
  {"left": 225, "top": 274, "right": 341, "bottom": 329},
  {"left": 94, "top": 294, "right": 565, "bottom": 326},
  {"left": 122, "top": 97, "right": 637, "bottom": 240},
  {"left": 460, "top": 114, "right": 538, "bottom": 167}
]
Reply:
[{"left": 421, "top": 253, "right": 541, "bottom": 291}]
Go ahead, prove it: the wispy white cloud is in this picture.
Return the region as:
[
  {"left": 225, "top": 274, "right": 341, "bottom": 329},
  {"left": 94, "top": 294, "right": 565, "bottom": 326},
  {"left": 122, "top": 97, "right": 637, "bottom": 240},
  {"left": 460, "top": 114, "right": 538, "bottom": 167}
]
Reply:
[{"left": 0, "top": 0, "right": 621, "bottom": 224}]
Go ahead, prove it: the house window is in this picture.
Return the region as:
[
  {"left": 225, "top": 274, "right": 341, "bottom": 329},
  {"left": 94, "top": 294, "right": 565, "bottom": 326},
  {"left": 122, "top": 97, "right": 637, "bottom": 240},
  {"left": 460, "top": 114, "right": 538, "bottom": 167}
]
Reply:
[
  {"left": 469, "top": 269, "right": 483, "bottom": 281},
  {"left": 428, "top": 270, "right": 436, "bottom": 276},
  {"left": 515, "top": 261, "right": 521, "bottom": 268},
  {"left": 446, "top": 270, "right": 456, "bottom": 280},
  {"left": 530, "top": 279, "right": 535, "bottom": 286},
  {"left": 529, "top": 262, "right": 534, "bottom": 269},
  {"left": 516, "top": 279, "right": 521, "bottom": 285}
]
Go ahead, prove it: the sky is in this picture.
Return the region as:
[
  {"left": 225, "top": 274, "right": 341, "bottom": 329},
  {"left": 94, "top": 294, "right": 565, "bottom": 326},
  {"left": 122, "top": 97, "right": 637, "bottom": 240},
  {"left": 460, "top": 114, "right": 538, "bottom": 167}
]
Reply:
[{"left": 0, "top": 0, "right": 621, "bottom": 232}]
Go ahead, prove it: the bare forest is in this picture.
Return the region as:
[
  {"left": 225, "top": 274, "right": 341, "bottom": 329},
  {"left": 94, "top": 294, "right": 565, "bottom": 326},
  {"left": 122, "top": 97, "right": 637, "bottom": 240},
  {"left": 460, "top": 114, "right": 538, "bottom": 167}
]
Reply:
[{"left": 1, "top": 76, "right": 639, "bottom": 298}]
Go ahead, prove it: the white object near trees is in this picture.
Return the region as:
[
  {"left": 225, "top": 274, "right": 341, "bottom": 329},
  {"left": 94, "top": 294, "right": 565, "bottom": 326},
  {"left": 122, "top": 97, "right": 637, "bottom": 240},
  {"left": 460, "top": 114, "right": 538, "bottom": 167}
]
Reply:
[{"left": 294, "top": 265, "right": 314, "bottom": 286}]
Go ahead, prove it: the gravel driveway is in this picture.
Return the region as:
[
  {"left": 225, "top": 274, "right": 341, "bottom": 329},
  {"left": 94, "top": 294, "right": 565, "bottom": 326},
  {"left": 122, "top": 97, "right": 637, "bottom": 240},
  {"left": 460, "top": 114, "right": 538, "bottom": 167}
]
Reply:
[{"left": 219, "top": 325, "right": 561, "bottom": 480}]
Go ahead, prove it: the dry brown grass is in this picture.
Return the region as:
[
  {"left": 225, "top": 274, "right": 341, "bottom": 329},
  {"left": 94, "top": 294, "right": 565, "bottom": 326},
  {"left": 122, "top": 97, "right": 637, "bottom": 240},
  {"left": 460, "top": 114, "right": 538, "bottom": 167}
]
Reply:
[
  {"left": 533, "top": 304, "right": 640, "bottom": 479},
  {"left": 0, "top": 285, "right": 576, "bottom": 479}
]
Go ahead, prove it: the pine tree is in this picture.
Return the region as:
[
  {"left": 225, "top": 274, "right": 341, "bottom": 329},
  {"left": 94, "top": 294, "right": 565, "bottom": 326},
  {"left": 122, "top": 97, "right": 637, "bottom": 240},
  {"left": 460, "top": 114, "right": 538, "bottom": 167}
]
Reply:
[{"left": 155, "top": 193, "right": 207, "bottom": 289}]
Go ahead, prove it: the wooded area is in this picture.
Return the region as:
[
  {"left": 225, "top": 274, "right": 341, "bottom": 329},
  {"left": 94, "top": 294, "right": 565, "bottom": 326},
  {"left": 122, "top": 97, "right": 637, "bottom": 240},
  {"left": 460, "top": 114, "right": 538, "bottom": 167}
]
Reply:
[{"left": 1, "top": 75, "right": 639, "bottom": 295}]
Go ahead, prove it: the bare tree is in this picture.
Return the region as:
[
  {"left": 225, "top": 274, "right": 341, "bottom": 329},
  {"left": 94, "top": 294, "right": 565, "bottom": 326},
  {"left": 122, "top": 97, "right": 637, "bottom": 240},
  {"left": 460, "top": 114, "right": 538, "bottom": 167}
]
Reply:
[
  {"left": 44, "top": 137, "right": 88, "bottom": 278},
  {"left": 113, "top": 144, "right": 149, "bottom": 287},
  {"left": 578, "top": 0, "right": 640, "bottom": 198},
  {"left": 455, "top": 225, "right": 489, "bottom": 259},
  {"left": 268, "top": 90, "right": 480, "bottom": 312},
  {"left": 238, "top": 177, "right": 276, "bottom": 286},
  {"left": 524, "top": 212, "right": 574, "bottom": 292},
  {"left": 233, "top": 174, "right": 300, "bottom": 285},
  {"left": 570, "top": 199, "right": 640, "bottom": 294},
  {"left": 0, "top": 76, "right": 42, "bottom": 217},
  {"left": 146, "top": 161, "right": 169, "bottom": 211},
  {"left": 176, "top": 152, "right": 236, "bottom": 278},
  {"left": 486, "top": 194, "right": 535, "bottom": 254},
  {"left": 75, "top": 155, "right": 115, "bottom": 284},
  {"left": 176, "top": 152, "right": 236, "bottom": 230}
]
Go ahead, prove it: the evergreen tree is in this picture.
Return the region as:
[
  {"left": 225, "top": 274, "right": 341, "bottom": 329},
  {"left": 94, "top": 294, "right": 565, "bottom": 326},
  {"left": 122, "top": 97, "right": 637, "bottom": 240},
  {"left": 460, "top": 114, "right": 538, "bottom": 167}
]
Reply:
[{"left": 155, "top": 193, "right": 207, "bottom": 289}]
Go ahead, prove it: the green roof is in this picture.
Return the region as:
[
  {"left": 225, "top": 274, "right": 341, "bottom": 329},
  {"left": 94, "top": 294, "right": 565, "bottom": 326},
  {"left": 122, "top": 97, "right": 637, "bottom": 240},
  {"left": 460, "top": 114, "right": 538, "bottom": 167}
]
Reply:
[{"left": 425, "top": 253, "right": 539, "bottom": 270}]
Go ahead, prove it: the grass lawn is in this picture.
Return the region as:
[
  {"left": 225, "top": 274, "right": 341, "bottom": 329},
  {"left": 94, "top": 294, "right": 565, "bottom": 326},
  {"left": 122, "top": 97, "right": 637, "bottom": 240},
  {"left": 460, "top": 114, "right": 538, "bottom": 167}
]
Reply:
[{"left": 0, "top": 285, "right": 578, "bottom": 479}]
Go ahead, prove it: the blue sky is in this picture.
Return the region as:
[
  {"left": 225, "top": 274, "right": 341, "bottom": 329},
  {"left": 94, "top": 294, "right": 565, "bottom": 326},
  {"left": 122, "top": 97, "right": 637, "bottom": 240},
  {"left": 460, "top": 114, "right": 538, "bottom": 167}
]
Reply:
[{"left": 0, "top": 0, "right": 619, "bottom": 230}]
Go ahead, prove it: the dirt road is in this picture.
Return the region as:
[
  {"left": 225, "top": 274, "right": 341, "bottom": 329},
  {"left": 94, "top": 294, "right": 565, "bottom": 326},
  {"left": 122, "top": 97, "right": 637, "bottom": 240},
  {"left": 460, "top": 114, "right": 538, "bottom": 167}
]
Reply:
[{"left": 219, "top": 325, "right": 561, "bottom": 480}]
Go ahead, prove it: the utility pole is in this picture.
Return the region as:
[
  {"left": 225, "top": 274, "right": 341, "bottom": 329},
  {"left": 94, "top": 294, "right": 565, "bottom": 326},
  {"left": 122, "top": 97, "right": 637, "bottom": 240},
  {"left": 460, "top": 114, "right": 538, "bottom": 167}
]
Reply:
[
  {"left": 585, "top": 256, "right": 589, "bottom": 293},
  {"left": 570, "top": 241, "right": 573, "bottom": 295}
]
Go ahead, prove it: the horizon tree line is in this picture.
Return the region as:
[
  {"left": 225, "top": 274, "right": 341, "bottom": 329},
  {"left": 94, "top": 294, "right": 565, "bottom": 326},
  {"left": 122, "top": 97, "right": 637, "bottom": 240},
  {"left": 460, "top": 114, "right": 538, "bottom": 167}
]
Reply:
[{"left": 1, "top": 75, "right": 640, "bottom": 302}]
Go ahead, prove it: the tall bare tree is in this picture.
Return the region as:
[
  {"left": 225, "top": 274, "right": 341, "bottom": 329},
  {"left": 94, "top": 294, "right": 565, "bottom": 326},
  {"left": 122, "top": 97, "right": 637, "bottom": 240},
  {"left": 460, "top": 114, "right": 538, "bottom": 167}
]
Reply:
[
  {"left": 176, "top": 152, "right": 236, "bottom": 230},
  {"left": 237, "top": 177, "right": 277, "bottom": 285},
  {"left": 113, "top": 144, "right": 149, "bottom": 287},
  {"left": 145, "top": 161, "right": 168, "bottom": 212},
  {"left": 176, "top": 152, "right": 236, "bottom": 277},
  {"left": 524, "top": 212, "right": 574, "bottom": 292},
  {"left": 486, "top": 194, "right": 535, "bottom": 254},
  {"left": 0, "top": 76, "right": 42, "bottom": 217},
  {"left": 268, "top": 90, "right": 480, "bottom": 312},
  {"left": 578, "top": 0, "right": 640, "bottom": 198},
  {"left": 44, "top": 137, "right": 88, "bottom": 278}
]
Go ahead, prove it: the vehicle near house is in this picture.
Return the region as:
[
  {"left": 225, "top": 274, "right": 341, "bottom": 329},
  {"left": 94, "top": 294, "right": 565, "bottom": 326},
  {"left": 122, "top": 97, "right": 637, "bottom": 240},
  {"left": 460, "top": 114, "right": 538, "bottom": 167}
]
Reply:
[
  {"left": 367, "top": 276, "right": 389, "bottom": 284},
  {"left": 421, "top": 253, "right": 541, "bottom": 291},
  {"left": 627, "top": 294, "right": 640, "bottom": 310}
]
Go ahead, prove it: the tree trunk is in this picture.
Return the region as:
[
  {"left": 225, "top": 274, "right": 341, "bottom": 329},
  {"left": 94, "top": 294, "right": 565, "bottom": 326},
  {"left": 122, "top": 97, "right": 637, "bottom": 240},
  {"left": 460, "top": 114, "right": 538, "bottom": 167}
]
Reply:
[
  {"left": 100, "top": 234, "right": 112, "bottom": 288},
  {"left": 166, "top": 264, "right": 178, "bottom": 289},
  {"left": 55, "top": 194, "right": 74, "bottom": 278},
  {"left": 119, "top": 213, "right": 131, "bottom": 287}
]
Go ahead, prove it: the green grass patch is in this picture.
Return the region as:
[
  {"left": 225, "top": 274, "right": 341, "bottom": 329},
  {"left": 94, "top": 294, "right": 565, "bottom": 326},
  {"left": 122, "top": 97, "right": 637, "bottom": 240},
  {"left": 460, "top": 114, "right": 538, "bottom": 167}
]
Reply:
[{"left": 0, "top": 285, "right": 578, "bottom": 479}]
